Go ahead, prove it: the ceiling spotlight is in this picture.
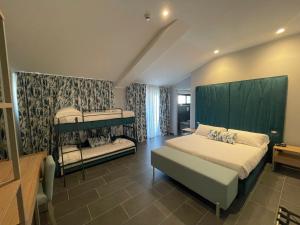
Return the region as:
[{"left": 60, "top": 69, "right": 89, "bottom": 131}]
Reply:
[
  {"left": 144, "top": 12, "right": 151, "bottom": 22},
  {"left": 214, "top": 49, "right": 220, "bottom": 54},
  {"left": 162, "top": 9, "right": 169, "bottom": 17},
  {"left": 276, "top": 28, "right": 285, "bottom": 34}
]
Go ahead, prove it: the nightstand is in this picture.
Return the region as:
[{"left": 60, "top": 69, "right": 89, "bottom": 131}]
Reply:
[{"left": 273, "top": 145, "right": 300, "bottom": 171}]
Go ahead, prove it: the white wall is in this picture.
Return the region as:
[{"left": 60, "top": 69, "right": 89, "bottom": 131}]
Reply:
[
  {"left": 170, "top": 76, "right": 191, "bottom": 135},
  {"left": 191, "top": 33, "right": 300, "bottom": 145}
]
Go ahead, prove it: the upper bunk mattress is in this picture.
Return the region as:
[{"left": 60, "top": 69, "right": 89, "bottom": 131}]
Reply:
[
  {"left": 54, "top": 108, "right": 135, "bottom": 124},
  {"left": 165, "top": 134, "right": 267, "bottom": 179}
]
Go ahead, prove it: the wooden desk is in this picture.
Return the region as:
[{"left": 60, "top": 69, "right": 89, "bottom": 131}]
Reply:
[
  {"left": 273, "top": 145, "right": 300, "bottom": 170},
  {"left": 0, "top": 151, "right": 47, "bottom": 225}
]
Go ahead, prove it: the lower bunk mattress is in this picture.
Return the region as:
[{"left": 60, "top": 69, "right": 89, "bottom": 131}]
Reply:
[{"left": 58, "top": 138, "right": 135, "bottom": 166}]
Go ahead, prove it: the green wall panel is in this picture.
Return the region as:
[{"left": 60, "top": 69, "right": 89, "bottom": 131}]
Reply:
[
  {"left": 229, "top": 76, "right": 287, "bottom": 142},
  {"left": 195, "top": 76, "right": 287, "bottom": 143},
  {"left": 195, "top": 83, "right": 230, "bottom": 128}
]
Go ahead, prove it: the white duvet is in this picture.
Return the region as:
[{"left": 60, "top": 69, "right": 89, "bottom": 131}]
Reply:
[
  {"left": 165, "top": 134, "right": 267, "bottom": 179},
  {"left": 59, "top": 139, "right": 135, "bottom": 165}
]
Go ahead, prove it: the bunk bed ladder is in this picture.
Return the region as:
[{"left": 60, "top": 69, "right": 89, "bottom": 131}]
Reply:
[
  {"left": 57, "top": 119, "right": 67, "bottom": 187},
  {"left": 58, "top": 117, "right": 86, "bottom": 187},
  {"left": 75, "top": 117, "right": 85, "bottom": 181}
]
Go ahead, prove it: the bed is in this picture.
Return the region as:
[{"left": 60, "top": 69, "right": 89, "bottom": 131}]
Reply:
[
  {"left": 54, "top": 108, "right": 135, "bottom": 124},
  {"left": 165, "top": 134, "right": 267, "bottom": 180},
  {"left": 163, "top": 124, "right": 270, "bottom": 195},
  {"left": 53, "top": 107, "right": 137, "bottom": 181},
  {"left": 58, "top": 138, "right": 136, "bottom": 174}
]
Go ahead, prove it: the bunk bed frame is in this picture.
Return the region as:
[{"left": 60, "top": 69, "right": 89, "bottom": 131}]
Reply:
[{"left": 53, "top": 108, "right": 137, "bottom": 186}]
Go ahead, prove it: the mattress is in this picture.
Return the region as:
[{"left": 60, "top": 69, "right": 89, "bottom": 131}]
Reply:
[
  {"left": 165, "top": 134, "right": 267, "bottom": 179},
  {"left": 54, "top": 108, "right": 135, "bottom": 124},
  {"left": 58, "top": 138, "right": 135, "bottom": 165}
]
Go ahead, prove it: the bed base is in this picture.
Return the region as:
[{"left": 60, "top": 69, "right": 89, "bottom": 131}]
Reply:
[
  {"left": 238, "top": 153, "right": 268, "bottom": 196},
  {"left": 59, "top": 146, "right": 136, "bottom": 175}
]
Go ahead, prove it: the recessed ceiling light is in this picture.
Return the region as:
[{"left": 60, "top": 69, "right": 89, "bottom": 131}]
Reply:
[
  {"left": 276, "top": 28, "right": 285, "bottom": 34},
  {"left": 214, "top": 49, "right": 220, "bottom": 54},
  {"left": 162, "top": 9, "right": 169, "bottom": 17},
  {"left": 144, "top": 12, "right": 151, "bottom": 22}
]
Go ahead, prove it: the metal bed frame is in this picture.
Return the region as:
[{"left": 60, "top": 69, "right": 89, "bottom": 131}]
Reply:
[{"left": 53, "top": 107, "right": 137, "bottom": 186}]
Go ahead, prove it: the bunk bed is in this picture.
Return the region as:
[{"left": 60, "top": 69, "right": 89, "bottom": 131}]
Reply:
[{"left": 53, "top": 107, "right": 137, "bottom": 185}]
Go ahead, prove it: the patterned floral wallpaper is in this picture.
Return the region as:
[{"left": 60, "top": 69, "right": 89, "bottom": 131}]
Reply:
[
  {"left": 16, "top": 72, "right": 114, "bottom": 155},
  {"left": 0, "top": 72, "right": 171, "bottom": 159},
  {"left": 126, "top": 83, "right": 147, "bottom": 142},
  {"left": 159, "top": 87, "right": 170, "bottom": 136}
]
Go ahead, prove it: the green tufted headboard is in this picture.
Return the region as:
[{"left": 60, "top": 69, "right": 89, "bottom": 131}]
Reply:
[{"left": 195, "top": 76, "right": 288, "bottom": 143}]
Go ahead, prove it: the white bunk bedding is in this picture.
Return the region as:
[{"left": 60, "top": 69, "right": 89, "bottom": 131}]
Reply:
[
  {"left": 165, "top": 134, "right": 268, "bottom": 179},
  {"left": 54, "top": 107, "right": 135, "bottom": 124},
  {"left": 59, "top": 138, "right": 135, "bottom": 165}
]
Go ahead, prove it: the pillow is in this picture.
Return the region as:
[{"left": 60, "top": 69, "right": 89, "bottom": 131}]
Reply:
[
  {"left": 219, "top": 131, "right": 237, "bottom": 144},
  {"left": 228, "top": 129, "right": 269, "bottom": 148},
  {"left": 195, "top": 124, "right": 227, "bottom": 137},
  {"left": 207, "top": 129, "right": 221, "bottom": 141},
  {"left": 55, "top": 107, "right": 81, "bottom": 118},
  {"left": 88, "top": 136, "right": 110, "bottom": 148},
  {"left": 113, "top": 138, "right": 130, "bottom": 145}
]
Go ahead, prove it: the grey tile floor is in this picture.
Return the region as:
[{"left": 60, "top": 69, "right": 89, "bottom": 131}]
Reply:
[{"left": 40, "top": 136, "right": 300, "bottom": 225}]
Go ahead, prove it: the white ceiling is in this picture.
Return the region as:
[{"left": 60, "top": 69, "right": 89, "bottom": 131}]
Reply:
[{"left": 0, "top": 0, "right": 300, "bottom": 86}]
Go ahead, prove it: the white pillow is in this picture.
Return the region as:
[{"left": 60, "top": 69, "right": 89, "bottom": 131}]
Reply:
[
  {"left": 195, "top": 124, "right": 227, "bottom": 136},
  {"left": 228, "top": 129, "right": 269, "bottom": 148},
  {"left": 55, "top": 107, "right": 81, "bottom": 118}
]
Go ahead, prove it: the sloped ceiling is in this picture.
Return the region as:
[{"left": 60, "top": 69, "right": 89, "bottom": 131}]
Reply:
[{"left": 0, "top": 0, "right": 300, "bottom": 86}]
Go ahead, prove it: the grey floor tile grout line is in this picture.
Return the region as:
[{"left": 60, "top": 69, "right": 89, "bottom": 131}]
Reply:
[
  {"left": 94, "top": 187, "right": 101, "bottom": 199},
  {"left": 273, "top": 175, "right": 287, "bottom": 224},
  {"left": 196, "top": 210, "right": 209, "bottom": 225},
  {"left": 118, "top": 183, "right": 176, "bottom": 221},
  {"left": 185, "top": 200, "right": 208, "bottom": 216},
  {"left": 153, "top": 200, "right": 170, "bottom": 217},
  {"left": 124, "top": 189, "right": 133, "bottom": 198},
  {"left": 284, "top": 178, "right": 300, "bottom": 188},
  {"left": 55, "top": 205, "right": 90, "bottom": 223},
  {"left": 100, "top": 176, "right": 107, "bottom": 185},
  {"left": 88, "top": 194, "right": 133, "bottom": 224},
  {"left": 119, "top": 194, "right": 158, "bottom": 219},
  {"left": 121, "top": 204, "right": 131, "bottom": 220},
  {"left": 157, "top": 197, "right": 189, "bottom": 225},
  {"left": 96, "top": 180, "right": 135, "bottom": 199},
  {"left": 86, "top": 204, "right": 93, "bottom": 221}
]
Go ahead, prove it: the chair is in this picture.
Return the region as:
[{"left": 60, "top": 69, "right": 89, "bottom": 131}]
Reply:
[{"left": 36, "top": 155, "right": 57, "bottom": 225}]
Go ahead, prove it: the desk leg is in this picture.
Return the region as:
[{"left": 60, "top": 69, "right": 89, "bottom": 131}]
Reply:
[
  {"left": 48, "top": 201, "right": 57, "bottom": 225},
  {"left": 34, "top": 200, "right": 41, "bottom": 225}
]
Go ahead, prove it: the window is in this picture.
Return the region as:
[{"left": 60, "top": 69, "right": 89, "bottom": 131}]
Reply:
[
  {"left": 177, "top": 95, "right": 191, "bottom": 104},
  {"left": 178, "top": 95, "right": 186, "bottom": 104},
  {"left": 187, "top": 96, "right": 191, "bottom": 104},
  {"left": 146, "top": 85, "right": 161, "bottom": 138}
]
